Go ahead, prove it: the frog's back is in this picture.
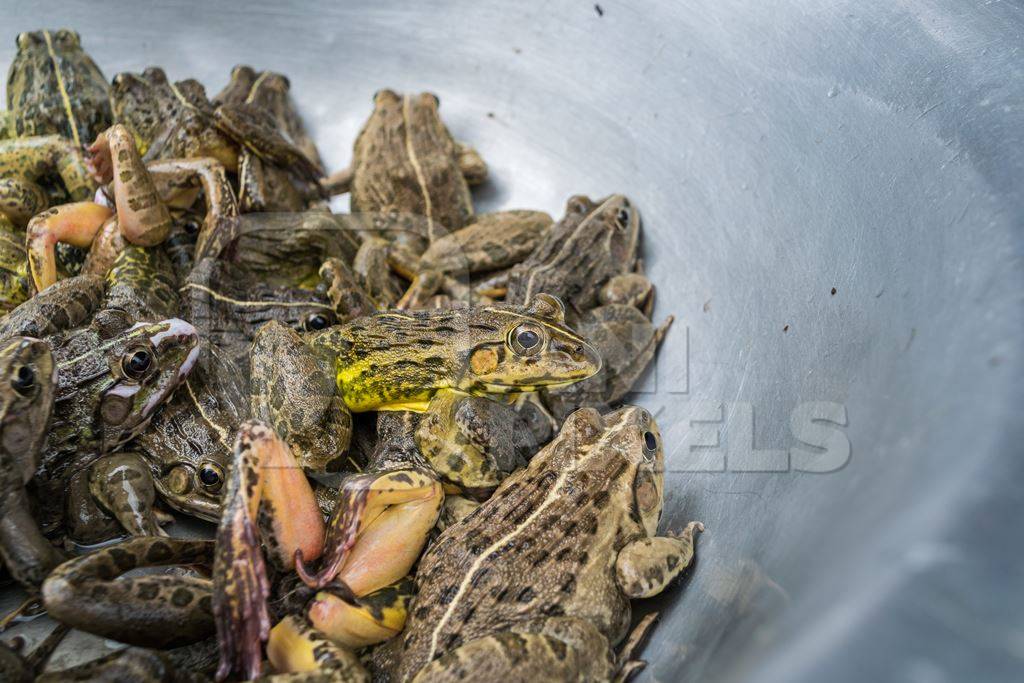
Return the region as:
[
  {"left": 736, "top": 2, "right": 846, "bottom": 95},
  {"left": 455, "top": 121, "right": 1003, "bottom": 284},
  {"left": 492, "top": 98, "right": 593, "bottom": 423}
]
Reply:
[{"left": 397, "top": 420, "right": 635, "bottom": 677}]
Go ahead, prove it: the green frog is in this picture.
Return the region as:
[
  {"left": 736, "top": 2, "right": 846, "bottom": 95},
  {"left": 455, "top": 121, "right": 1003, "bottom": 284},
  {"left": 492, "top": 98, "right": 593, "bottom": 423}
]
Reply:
[
  {"left": 381, "top": 405, "right": 703, "bottom": 682},
  {"left": 3, "top": 30, "right": 111, "bottom": 146},
  {"left": 331, "top": 89, "right": 488, "bottom": 250},
  {"left": 0, "top": 336, "right": 64, "bottom": 589}
]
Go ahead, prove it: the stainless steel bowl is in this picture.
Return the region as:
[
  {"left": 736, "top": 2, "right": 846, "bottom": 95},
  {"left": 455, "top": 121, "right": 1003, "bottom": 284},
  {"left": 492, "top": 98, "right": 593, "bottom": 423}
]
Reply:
[{"left": 3, "top": 1, "right": 1022, "bottom": 680}]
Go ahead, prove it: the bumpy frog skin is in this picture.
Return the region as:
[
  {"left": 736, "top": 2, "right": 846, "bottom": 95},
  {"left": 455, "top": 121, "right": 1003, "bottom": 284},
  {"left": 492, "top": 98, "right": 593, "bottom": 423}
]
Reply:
[
  {"left": 336, "top": 89, "right": 487, "bottom": 249},
  {"left": 505, "top": 194, "right": 644, "bottom": 315},
  {"left": 0, "top": 336, "right": 63, "bottom": 589},
  {"left": 385, "top": 406, "right": 702, "bottom": 682},
  {"left": 4, "top": 30, "right": 111, "bottom": 145}
]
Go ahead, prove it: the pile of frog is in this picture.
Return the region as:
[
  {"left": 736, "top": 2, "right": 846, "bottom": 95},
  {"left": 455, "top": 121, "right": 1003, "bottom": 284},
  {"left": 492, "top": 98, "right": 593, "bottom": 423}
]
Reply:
[{"left": 0, "top": 30, "right": 702, "bottom": 682}]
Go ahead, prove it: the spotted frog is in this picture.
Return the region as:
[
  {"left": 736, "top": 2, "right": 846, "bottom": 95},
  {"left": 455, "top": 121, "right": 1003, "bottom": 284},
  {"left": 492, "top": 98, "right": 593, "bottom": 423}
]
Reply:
[{"left": 384, "top": 405, "right": 703, "bottom": 682}]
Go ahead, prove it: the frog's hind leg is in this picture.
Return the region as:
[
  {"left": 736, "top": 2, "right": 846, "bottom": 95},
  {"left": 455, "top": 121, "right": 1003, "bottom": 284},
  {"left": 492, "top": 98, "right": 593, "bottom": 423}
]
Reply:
[
  {"left": 41, "top": 536, "right": 216, "bottom": 649},
  {"left": 0, "top": 177, "right": 47, "bottom": 226},
  {"left": 25, "top": 201, "right": 112, "bottom": 290},
  {"left": 294, "top": 467, "right": 443, "bottom": 593},
  {"left": 0, "top": 444, "right": 65, "bottom": 591},
  {"left": 81, "top": 452, "right": 166, "bottom": 538},
  {"left": 267, "top": 614, "right": 370, "bottom": 678},
  {"left": 305, "top": 576, "right": 414, "bottom": 649},
  {"left": 214, "top": 420, "right": 326, "bottom": 682}
]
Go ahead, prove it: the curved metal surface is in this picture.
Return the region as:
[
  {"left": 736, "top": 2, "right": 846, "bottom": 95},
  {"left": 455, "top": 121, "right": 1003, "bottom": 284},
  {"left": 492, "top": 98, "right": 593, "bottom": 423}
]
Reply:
[{"left": 3, "top": 1, "right": 1023, "bottom": 680}]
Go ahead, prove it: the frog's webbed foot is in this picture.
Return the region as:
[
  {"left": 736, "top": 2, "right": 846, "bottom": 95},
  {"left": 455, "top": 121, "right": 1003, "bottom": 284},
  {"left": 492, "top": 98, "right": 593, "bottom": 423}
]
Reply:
[
  {"left": 214, "top": 421, "right": 325, "bottom": 682},
  {"left": 295, "top": 468, "right": 443, "bottom": 593},
  {"left": 41, "top": 537, "right": 215, "bottom": 648},
  {"left": 87, "top": 124, "right": 172, "bottom": 247},
  {"left": 613, "top": 612, "right": 659, "bottom": 683},
  {"left": 306, "top": 576, "right": 415, "bottom": 649},
  {"left": 267, "top": 614, "right": 370, "bottom": 679},
  {"left": 615, "top": 521, "right": 704, "bottom": 599}
]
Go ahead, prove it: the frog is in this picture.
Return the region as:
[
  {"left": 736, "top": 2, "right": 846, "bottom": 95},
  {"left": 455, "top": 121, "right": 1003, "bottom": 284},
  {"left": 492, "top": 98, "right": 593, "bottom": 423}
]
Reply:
[
  {"left": 389, "top": 210, "right": 551, "bottom": 306},
  {"left": 0, "top": 215, "right": 34, "bottom": 312},
  {"left": 0, "top": 336, "right": 64, "bottom": 590},
  {"left": 214, "top": 66, "right": 323, "bottom": 173},
  {"left": 3, "top": 30, "right": 111, "bottom": 146},
  {"left": 329, "top": 89, "right": 489, "bottom": 251},
  {"left": 543, "top": 304, "right": 674, "bottom": 421},
  {"left": 505, "top": 194, "right": 645, "bottom": 318},
  {"left": 0, "top": 134, "right": 95, "bottom": 227},
  {"left": 212, "top": 66, "right": 326, "bottom": 212},
  {"left": 110, "top": 65, "right": 324, "bottom": 212},
  {"left": 373, "top": 405, "right": 704, "bottom": 682},
  {"left": 414, "top": 391, "right": 540, "bottom": 500}
]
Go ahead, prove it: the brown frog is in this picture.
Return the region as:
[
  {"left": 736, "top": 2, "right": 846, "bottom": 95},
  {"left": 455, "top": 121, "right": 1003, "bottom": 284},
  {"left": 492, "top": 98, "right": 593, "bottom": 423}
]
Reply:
[
  {"left": 387, "top": 405, "right": 703, "bottom": 682},
  {"left": 332, "top": 89, "right": 488, "bottom": 250},
  {"left": 505, "top": 194, "right": 645, "bottom": 317}
]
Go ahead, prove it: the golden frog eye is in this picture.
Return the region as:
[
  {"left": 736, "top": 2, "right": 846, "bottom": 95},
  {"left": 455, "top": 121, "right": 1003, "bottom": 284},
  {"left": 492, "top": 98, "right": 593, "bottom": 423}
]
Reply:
[
  {"left": 509, "top": 323, "right": 544, "bottom": 356},
  {"left": 54, "top": 29, "right": 80, "bottom": 47},
  {"left": 10, "top": 365, "right": 36, "bottom": 397},
  {"left": 197, "top": 463, "right": 224, "bottom": 493},
  {"left": 122, "top": 346, "right": 154, "bottom": 380}
]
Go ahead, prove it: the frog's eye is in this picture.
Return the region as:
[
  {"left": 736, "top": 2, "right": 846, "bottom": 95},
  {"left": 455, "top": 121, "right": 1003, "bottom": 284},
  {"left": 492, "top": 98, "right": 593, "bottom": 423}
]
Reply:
[
  {"left": 182, "top": 218, "right": 201, "bottom": 236},
  {"left": 122, "top": 347, "right": 154, "bottom": 380},
  {"left": 16, "top": 33, "right": 39, "bottom": 49},
  {"left": 11, "top": 365, "right": 36, "bottom": 396},
  {"left": 615, "top": 207, "right": 632, "bottom": 231},
  {"left": 55, "top": 30, "right": 80, "bottom": 46},
  {"left": 509, "top": 323, "right": 544, "bottom": 356},
  {"left": 304, "top": 311, "right": 335, "bottom": 332},
  {"left": 427, "top": 93, "right": 441, "bottom": 108},
  {"left": 197, "top": 463, "right": 224, "bottom": 493},
  {"left": 642, "top": 430, "right": 658, "bottom": 458}
]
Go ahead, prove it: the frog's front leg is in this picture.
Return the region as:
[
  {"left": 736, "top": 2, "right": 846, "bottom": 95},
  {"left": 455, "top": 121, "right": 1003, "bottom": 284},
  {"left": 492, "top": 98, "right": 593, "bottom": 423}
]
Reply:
[
  {"left": 41, "top": 536, "right": 216, "bottom": 649},
  {"left": 455, "top": 141, "right": 488, "bottom": 186},
  {"left": 0, "top": 457, "right": 65, "bottom": 589},
  {"left": 615, "top": 521, "right": 704, "bottom": 599},
  {"left": 147, "top": 157, "right": 239, "bottom": 261},
  {"left": 66, "top": 452, "right": 166, "bottom": 541},
  {"left": 412, "top": 616, "right": 615, "bottom": 683}
]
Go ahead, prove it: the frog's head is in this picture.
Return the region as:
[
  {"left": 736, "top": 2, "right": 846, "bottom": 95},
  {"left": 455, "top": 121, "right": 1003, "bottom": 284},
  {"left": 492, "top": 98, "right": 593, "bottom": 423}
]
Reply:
[
  {"left": 586, "top": 194, "right": 641, "bottom": 273},
  {"left": 139, "top": 343, "right": 244, "bottom": 522},
  {"left": 16, "top": 29, "right": 80, "bottom": 53},
  {"left": 462, "top": 294, "right": 601, "bottom": 394},
  {"left": 371, "top": 89, "right": 443, "bottom": 126},
  {"left": 97, "top": 318, "right": 201, "bottom": 450},
  {"left": 609, "top": 405, "right": 664, "bottom": 536},
  {"left": 0, "top": 337, "right": 55, "bottom": 480},
  {"left": 111, "top": 69, "right": 165, "bottom": 153}
]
